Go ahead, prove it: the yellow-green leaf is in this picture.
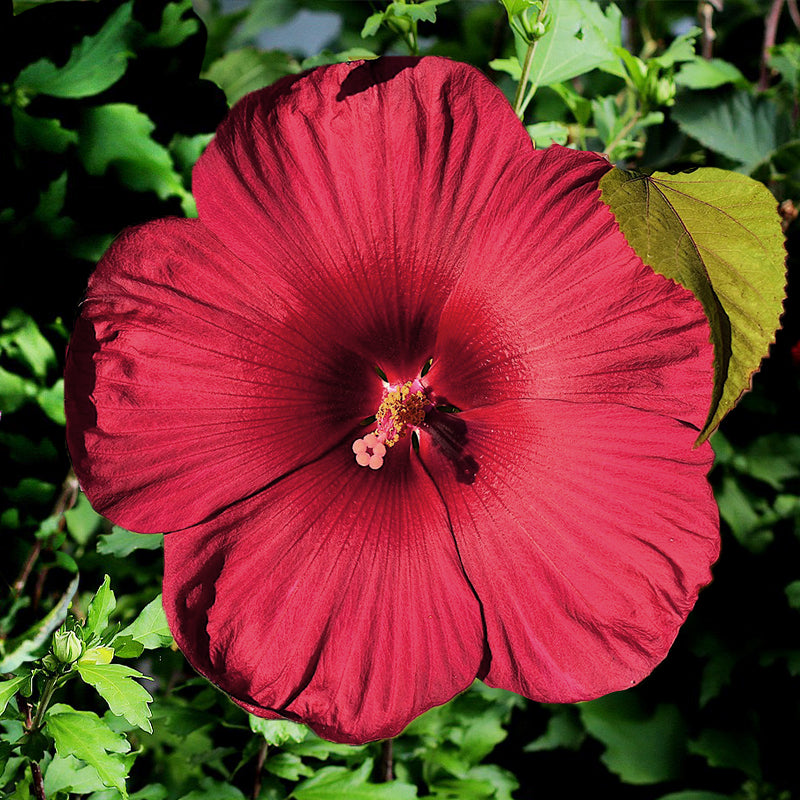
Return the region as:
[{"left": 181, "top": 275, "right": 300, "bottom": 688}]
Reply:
[
  {"left": 600, "top": 167, "right": 786, "bottom": 440},
  {"left": 77, "top": 662, "right": 153, "bottom": 733}
]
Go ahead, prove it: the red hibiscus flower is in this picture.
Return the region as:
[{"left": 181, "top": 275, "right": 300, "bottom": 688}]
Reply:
[{"left": 64, "top": 57, "right": 720, "bottom": 744}]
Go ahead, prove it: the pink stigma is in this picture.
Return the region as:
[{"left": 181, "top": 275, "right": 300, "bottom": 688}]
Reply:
[{"left": 353, "top": 432, "right": 387, "bottom": 470}]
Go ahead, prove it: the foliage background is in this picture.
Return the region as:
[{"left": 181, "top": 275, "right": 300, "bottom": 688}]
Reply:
[{"left": 2, "top": 0, "right": 799, "bottom": 798}]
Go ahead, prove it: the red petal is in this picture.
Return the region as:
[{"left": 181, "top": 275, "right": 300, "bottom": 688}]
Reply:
[
  {"left": 420, "top": 400, "right": 719, "bottom": 702},
  {"left": 193, "top": 57, "right": 532, "bottom": 381},
  {"left": 65, "top": 218, "right": 382, "bottom": 533},
  {"left": 162, "top": 443, "right": 485, "bottom": 744},
  {"left": 427, "top": 146, "right": 713, "bottom": 428}
]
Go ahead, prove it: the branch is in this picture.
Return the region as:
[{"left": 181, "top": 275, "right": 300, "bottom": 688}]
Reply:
[
  {"left": 758, "top": 0, "right": 784, "bottom": 91},
  {"left": 12, "top": 470, "right": 79, "bottom": 598}
]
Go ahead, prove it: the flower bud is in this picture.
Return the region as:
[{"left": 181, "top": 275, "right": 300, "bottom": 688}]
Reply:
[
  {"left": 53, "top": 630, "right": 83, "bottom": 664},
  {"left": 654, "top": 76, "right": 676, "bottom": 106},
  {"left": 42, "top": 654, "right": 60, "bottom": 673}
]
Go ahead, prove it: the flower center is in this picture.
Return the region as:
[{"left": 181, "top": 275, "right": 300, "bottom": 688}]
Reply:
[{"left": 352, "top": 379, "right": 430, "bottom": 469}]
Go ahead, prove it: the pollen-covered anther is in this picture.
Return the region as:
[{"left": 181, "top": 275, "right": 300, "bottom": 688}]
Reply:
[{"left": 353, "top": 380, "right": 429, "bottom": 469}]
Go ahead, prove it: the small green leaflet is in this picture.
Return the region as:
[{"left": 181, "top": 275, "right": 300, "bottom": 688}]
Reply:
[
  {"left": 204, "top": 48, "right": 298, "bottom": 105},
  {"left": 97, "top": 526, "right": 164, "bottom": 558},
  {"left": 77, "top": 662, "right": 154, "bottom": 733},
  {"left": 0, "top": 675, "right": 29, "bottom": 716},
  {"left": 292, "top": 758, "right": 417, "bottom": 800},
  {"left": 46, "top": 704, "right": 131, "bottom": 798},
  {"left": 522, "top": 0, "right": 624, "bottom": 89},
  {"left": 115, "top": 594, "right": 173, "bottom": 651},
  {"left": 0, "top": 309, "right": 57, "bottom": 379},
  {"left": 579, "top": 694, "right": 687, "bottom": 784},
  {"left": 249, "top": 715, "right": 307, "bottom": 746},
  {"left": 78, "top": 104, "right": 193, "bottom": 213},
  {"left": 86, "top": 575, "right": 116, "bottom": 639},
  {"left": 362, "top": 0, "right": 449, "bottom": 37},
  {"left": 599, "top": 167, "right": 786, "bottom": 441},
  {"left": 15, "top": 2, "right": 135, "bottom": 99}
]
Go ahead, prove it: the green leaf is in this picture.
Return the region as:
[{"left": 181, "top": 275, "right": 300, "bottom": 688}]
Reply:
[
  {"left": 44, "top": 753, "right": 109, "bottom": 797},
  {"left": 0, "top": 309, "right": 56, "bottom": 379},
  {"left": 77, "top": 662, "right": 154, "bottom": 732},
  {"left": 178, "top": 777, "right": 247, "bottom": 800},
  {"left": 45, "top": 704, "right": 130, "bottom": 798},
  {"left": 37, "top": 379, "right": 65, "bottom": 425},
  {"left": 0, "top": 366, "right": 37, "bottom": 415},
  {"left": 488, "top": 57, "right": 521, "bottom": 79},
  {"left": 250, "top": 715, "right": 307, "bottom": 746},
  {"left": 656, "top": 793, "right": 733, "bottom": 800},
  {"left": 64, "top": 492, "right": 104, "bottom": 546},
  {"left": 115, "top": 594, "right": 172, "bottom": 650},
  {"left": 86, "top": 575, "right": 116, "bottom": 639},
  {"left": 390, "top": 0, "right": 450, "bottom": 24},
  {"left": 671, "top": 91, "right": 790, "bottom": 173},
  {"left": 78, "top": 104, "right": 191, "bottom": 206},
  {"left": 15, "top": 2, "right": 135, "bottom": 98},
  {"left": 300, "top": 48, "right": 378, "bottom": 71},
  {"left": 143, "top": 0, "right": 199, "bottom": 48},
  {"left": 653, "top": 28, "right": 700, "bottom": 68},
  {"left": 0, "top": 676, "right": 29, "bottom": 716},
  {"left": 675, "top": 58, "right": 747, "bottom": 90},
  {"left": 688, "top": 728, "right": 761, "bottom": 780},
  {"left": 292, "top": 759, "right": 417, "bottom": 800},
  {"left": 204, "top": 48, "right": 298, "bottom": 105},
  {"left": 579, "top": 694, "right": 686, "bottom": 784},
  {"left": 0, "top": 574, "right": 79, "bottom": 673},
  {"left": 769, "top": 42, "right": 800, "bottom": 90},
  {"left": 526, "top": 121, "right": 569, "bottom": 147},
  {"left": 786, "top": 580, "right": 800, "bottom": 610},
  {"left": 264, "top": 751, "right": 315, "bottom": 781},
  {"left": 524, "top": 0, "right": 624, "bottom": 89},
  {"left": 97, "top": 526, "right": 164, "bottom": 557},
  {"left": 361, "top": 11, "right": 385, "bottom": 38},
  {"left": 12, "top": 108, "right": 78, "bottom": 154},
  {"left": 736, "top": 433, "right": 800, "bottom": 489},
  {"left": 524, "top": 706, "right": 585, "bottom": 751},
  {"left": 716, "top": 475, "right": 773, "bottom": 552},
  {"left": 599, "top": 167, "right": 786, "bottom": 440}
]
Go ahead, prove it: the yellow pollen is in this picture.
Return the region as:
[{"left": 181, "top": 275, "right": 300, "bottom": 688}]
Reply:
[{"left": 375, "top": 381, "right": 427, "bottom": 448}]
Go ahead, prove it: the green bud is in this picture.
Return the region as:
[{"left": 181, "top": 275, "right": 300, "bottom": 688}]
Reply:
[
  {"left": 78, "top": 646, "right": 114, "bottom": 665},
  {"left": 654, "top": 76, "right": 676, "bottom": 106},
  {"left": 53, "top": 629, "right": 83, "bottom": 664},
  {"left": 529, "top": 19, "right": 547, "bottom": 38},
  {"left": 42, "top": 654, "right": 60, "bottom": 673}
]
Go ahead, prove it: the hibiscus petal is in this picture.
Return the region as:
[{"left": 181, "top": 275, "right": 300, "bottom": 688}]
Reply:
[
  {"left": 427, "top": 146, "right": 713, "bottom": 428},
  {"left": 162, "top": 442, "right": 485, "bottom": 744},
  {"left": 420, "top": 400, "right": 719, "bottom": 702},
  {"left": 65, "top": 218, "right": 382, "bottom": 533},
  {"left": 193, "top": 57, "right": 533, "bottom": 381}
]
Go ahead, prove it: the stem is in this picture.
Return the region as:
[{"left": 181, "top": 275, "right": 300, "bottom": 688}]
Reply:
[
  {"left": 30, "top": 762, "right": 46, "bottom": 800},
  {"left": 602, "top": 108, "right": 643, "bottom": 160},
  {"left": 789, "top": 0, "right": 800, "bottom": 30},
  {"left": 20, "top": 695, "right": 48, "bottom": 800},
  {"left": 12, "top": 470, "right": 79, "bottom": 598},
  {"left": 251, "top": 740, "right": 268, "bottom": 800},
  {"left": 758, "top": 0, "right": 784, "bottom": 91},
  {"left": 699, "top": 1, "right": 717, "bottom": 60},
  {"left": 512, "top": 0, "right": 549, "bottom": 120},
  {"left": 378, "top": 738, "right": 394, "bottom": 782},
  {"left": 30, "top": 675, "right": 61, "bottom": 733}
]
